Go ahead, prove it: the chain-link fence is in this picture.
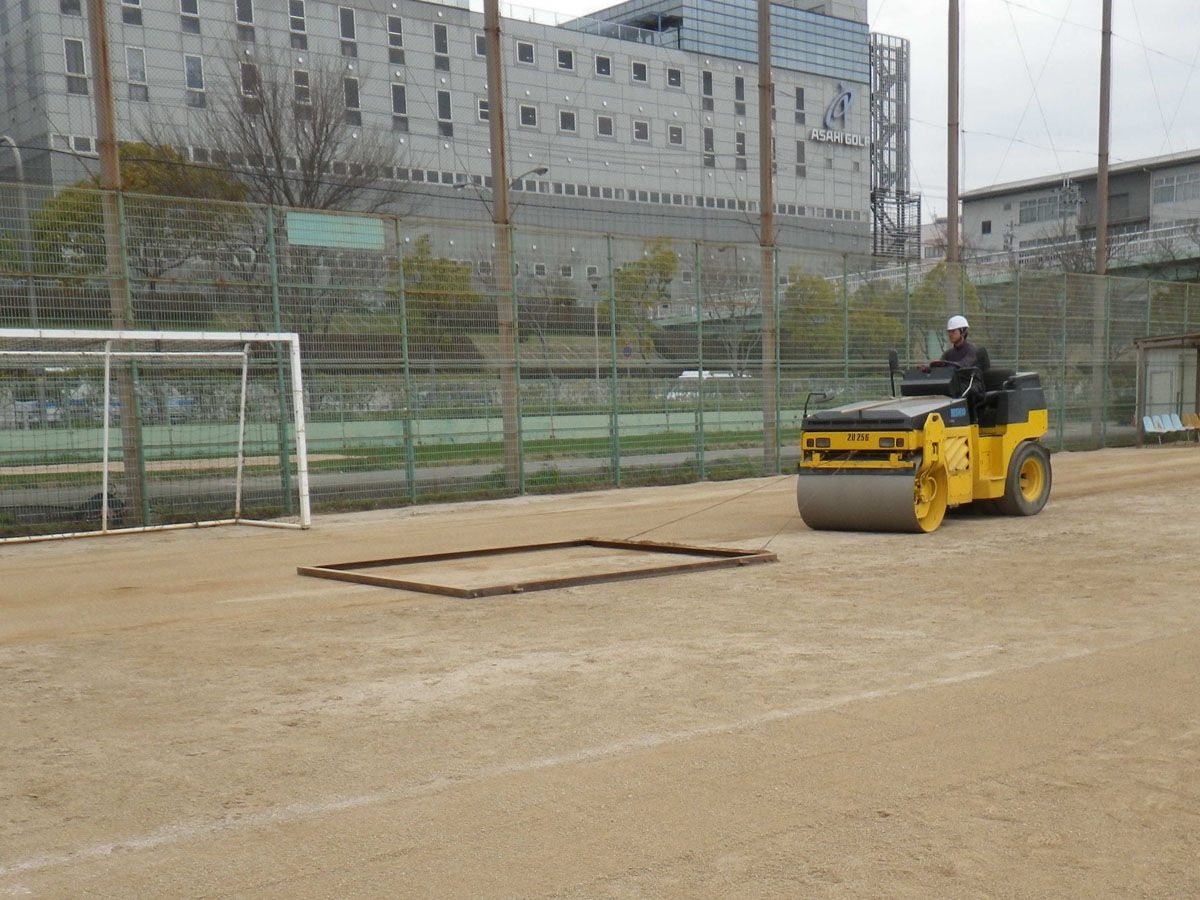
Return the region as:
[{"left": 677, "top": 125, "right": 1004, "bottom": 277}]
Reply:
[{"left": 2, "top": 184, "right": 1198, "bottom": 532}]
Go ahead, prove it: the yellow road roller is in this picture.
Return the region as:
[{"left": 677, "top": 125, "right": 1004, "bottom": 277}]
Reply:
[{"left": 796, "top": 353, "right": 1051, "bottom": 532}]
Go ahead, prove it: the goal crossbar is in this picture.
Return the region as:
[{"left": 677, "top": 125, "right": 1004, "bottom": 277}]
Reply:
[{"left": 0, "top": 329, "right": 311, "bottom": 543}]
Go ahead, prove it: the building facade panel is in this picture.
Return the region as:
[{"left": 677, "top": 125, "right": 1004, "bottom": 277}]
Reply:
[{"left": 0, "top": 0, "right": 892, "bottom": 255}]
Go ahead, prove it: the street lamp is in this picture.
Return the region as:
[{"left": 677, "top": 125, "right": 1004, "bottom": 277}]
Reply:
[
  {"left": 1, "top": 136, "right": 47, "bottom": 427},
  {"left": 588, "top": 270, "right": 602, "bottom": 384},
  {"left": 453, "top": 166, "right": 549, "bottom": 215},
  {"left": 0, "top": 136, "right": 37, "bottom": 331}
]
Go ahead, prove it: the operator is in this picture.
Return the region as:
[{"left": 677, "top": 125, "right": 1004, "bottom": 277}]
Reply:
[{"left": 936, "top": 314, "right": 978, "bottom": 369}]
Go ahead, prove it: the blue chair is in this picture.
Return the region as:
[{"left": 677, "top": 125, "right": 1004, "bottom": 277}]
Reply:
[
  {"left": 1144, "top": 415, "right": 1168, "bottom": 444},
  {"left": 1167, "top": 413, "right": 1196, "bottom": 442}
]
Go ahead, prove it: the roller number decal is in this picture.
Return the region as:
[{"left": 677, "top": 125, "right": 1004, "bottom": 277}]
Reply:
[{"left": 847, "top": 432, "right": 870, "bottom": 442}]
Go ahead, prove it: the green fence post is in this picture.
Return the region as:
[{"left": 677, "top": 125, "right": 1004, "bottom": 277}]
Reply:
[
  {"left": 774, "top": 245, "right": 782, "bottom": 473},
  {"left": 116, "top": 193, "right": 150, "bottom": 526},
  {"left": 393, "top": 218, "right": 417, "bottom": 504},
  {"left": 509, "top": 228, "right": 524, "bottom": 494},
  {"left": 1058, "top": 273, "right": 1068, "bottom": 450},
  {"left": 842, "top": 254, "right": 849, "bottom": 383},
  {"left": 1014, "top": 268, "right": 1021, "bottom": 369},
  {"left": 1145, "top": 279, "right": 1153, "bottom": 337},
  {"left": 1102, "top": 277, "right": 1111, "bottom": 446},
  {"left": 904, "top": 260, "right": 911, "bottom": 367},
  {"left": 694, "top": 241, "right": 704, "bottom": 480},
  {"left": 264, "top": 206, "right": 295, "bottom": 515},
  {"left": 607, "top": 235, "right": 620, "bottom": 486}
]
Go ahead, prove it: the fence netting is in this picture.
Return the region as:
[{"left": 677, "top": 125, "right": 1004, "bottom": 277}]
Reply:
[{"left": 2, "top": 184, "right": 1198, "bottom": 534}]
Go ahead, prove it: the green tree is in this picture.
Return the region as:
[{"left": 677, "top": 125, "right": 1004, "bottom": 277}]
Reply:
[
  {"left": 397, "top": 235, "right": 486, "bottom": 354},
  {"left": 847, "top": 278, "right": 906, "bottom": 363},
  {"left": 610, "top": 239, "right": 677, "bottom": 360},
  {"left": 779, "top": 265, "right": 840, "bottom": 362},
  {"left": 28, "top": 144, "right": 252, "bottom": 328}
]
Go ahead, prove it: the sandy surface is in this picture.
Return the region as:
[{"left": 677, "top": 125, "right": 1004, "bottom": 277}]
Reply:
[{"left": 2, "top": 445, "right": 1198, "bottom": 899}]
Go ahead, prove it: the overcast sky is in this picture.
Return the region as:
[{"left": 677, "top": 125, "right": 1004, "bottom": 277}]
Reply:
[{"left": 526, "top": 0, "right": 1200, "bottom": 222}]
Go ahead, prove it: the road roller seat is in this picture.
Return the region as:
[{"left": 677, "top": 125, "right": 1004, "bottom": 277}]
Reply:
[{"left": 976, "top": 346, "right": 1016, "bottom": 391}]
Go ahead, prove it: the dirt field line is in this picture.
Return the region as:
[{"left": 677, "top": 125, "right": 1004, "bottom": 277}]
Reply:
[{"left": 0, "top": 640, "right": 1111, "bottom": 882}]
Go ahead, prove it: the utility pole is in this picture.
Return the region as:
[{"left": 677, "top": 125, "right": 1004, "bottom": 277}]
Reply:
[
  {"left": 484, "top": 0, "right": 520, "bottom": 491},
  {"left": 757, "top": 0, "right": 778, "bottom": 474},
  {"left": 946, "top": 0, "right": 960, "bottom": 317},
  {"left": 86, "top": 0, "right": 147, "bottom": 524},
  {"left": 1091, "top": 0, "right": 1113, "bottom": 443}
]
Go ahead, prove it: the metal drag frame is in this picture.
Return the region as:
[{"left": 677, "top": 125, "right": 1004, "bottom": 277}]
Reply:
[{"left": 297, "top": 538, "right": 777, "bottom": 598}]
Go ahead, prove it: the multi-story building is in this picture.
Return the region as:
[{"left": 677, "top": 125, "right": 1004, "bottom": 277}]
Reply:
[
  {"left": 961, "top": 149, "right": 1200, "bottom": 259},
  {"left": 0, "top": 0, "right": 909, "bottom": 255}
]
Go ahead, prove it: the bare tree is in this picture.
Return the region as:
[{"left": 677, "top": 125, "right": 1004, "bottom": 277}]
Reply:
[{"left": 164, "top": 51, "right": 408, "bottom": 213}]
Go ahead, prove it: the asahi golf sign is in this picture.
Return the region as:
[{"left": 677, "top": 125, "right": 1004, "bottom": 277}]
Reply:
[{"left": 810, "top": 84, "right": 866, "bottom": 147}]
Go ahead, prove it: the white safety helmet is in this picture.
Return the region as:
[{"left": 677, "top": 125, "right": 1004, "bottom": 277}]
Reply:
[{"left": 946, "top": 314, "right": 970, "bottom": 333}]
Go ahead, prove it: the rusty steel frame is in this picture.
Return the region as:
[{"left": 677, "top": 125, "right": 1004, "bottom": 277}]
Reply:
[{"left": 297, "top": 538, "right": 777, "bottom": 598}]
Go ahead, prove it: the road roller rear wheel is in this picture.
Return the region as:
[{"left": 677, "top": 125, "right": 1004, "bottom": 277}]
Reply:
[
  {"left": 995, "top": 440, "right": 1051, "bottom": 516},
  {"left": 912, "top": 465, "right": 948, "bottom": 532}
]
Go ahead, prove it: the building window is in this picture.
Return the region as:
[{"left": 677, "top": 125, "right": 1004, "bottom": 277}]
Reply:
[
  {"left": 1018, "top": 195, "right": 1062, "bottom": 225},
  {"left": 339, "top": 7, "right": 356, "bottom": 39},
  {"left": 517, "top": 41, "right": 534, "bottom": 65},
  {"left": 734, "top": 76, "right": 746, "bottom": 115},
  {"left": 184, "top": 54, "right": 205, "bottom": 107},
  {"left": 701, "top": 70, "right": 713, "bottom": 110},
  {"left": 388, "top": 16, "right": 404, "bottom": 64},
  {"left": 343, "top": 77, "right": 361, "bottom": 125},
  {"left": 703, "top": 127, "right": 714, "bottom": 153},
  {"left": 61, "top": 0, "right": 82, "bottom": 14},
  {"left": 668, "top": 125, "right": 683, "bottom": 146},
  {"left": 595, "top": 54, "right": 611, "bottom": 77},
  {"left": 597, "top": 114, "right": 614, "bottom": 138},
  {"left": 795, "top": 140, "right": 805, "bottom": 177},
  {"left": 631, "top": 60, "right": 648, "bottom": 83},
  {"left": 64, "top": 38, "right": 88, "bottom": 95},
  {"left": 667, "top": 67, "right": 682, "bottom": 88},
  {"left": 981, "top": 220, "right": 992, "bottom": 235},
  {"left": 180, "top": 0, "right": 199, "bottom": 33},
  {"left": 293, "top": 69, "right": 310, "bottom": 105},
  {"left": 232, "top": 0, "right": 254, "bottom": 39},
  {"left": 339, "top": 7, "right": 356, "bottom": 56},
  {"left": 795, "top": 87, "right": 806, "bottom": 125},
  {"left": 437, "top": 90, "right": 452, "bottom": 135},
  {"left": 633, "top": 119, "right": 649, "bottom": 142},
  {"left": 122, "top": 0, "right": 142, "bottom": 26},
  {"left": 433, "top": 23, "right": 449, "bottom": 68},
  {"left": 474, "top": 34, "right": 486, "bottom": 57},
  {"left": 392, "top": 83, "right": 407, "bottom": 132},
  {"left": 289, "top": 0, "right": 307, "bottom": 48},
  {"left": 477, "top": 98, "right": 489, "bottom": 121},
  {"left": 240, "top": 62, "right": 259, "bottom": 96},
  {"left": 126, "top": 47, "right": 148, "bottom": 101},
  {"left": 557, "top": 49, "right": 574, "bottom": 71},
  {"left": 559, "top": 109, "right": 577, "bottom": 133},
  {"left": 520, "top": 104, "right": 538, "bottom": 127}
]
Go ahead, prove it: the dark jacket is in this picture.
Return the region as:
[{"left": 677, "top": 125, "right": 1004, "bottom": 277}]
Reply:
[{"left": 941, "top": 339, "right": 978, "bottom": 368}]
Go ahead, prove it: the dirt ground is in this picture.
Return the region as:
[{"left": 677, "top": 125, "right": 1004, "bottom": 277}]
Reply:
[{"left": 2, "top": 445, "right": 1198, "bottom": 899}]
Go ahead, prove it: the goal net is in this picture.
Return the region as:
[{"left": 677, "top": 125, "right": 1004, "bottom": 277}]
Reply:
[{"left": 0, "top": 329, "right": 310, "bottom": 542}]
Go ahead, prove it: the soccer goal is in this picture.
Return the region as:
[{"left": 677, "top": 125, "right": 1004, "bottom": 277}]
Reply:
[{"left": 0, "top": 329, "right": 310, "bottom": 542}]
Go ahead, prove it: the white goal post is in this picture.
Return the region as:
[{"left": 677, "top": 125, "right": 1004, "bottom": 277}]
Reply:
[{"left": 0, "top": 329, "right": 310, "bottom": 543}]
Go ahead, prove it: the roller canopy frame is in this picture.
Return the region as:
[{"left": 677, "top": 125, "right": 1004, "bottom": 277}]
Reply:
[{"left": 298, "top": 538, "right": 777, "bottom": 598}]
